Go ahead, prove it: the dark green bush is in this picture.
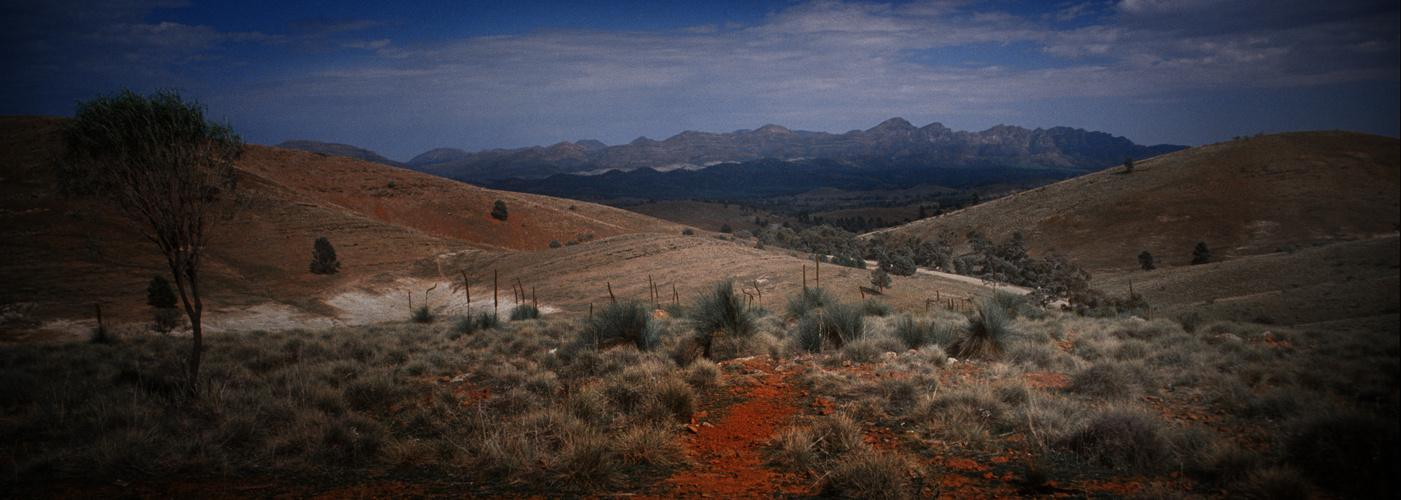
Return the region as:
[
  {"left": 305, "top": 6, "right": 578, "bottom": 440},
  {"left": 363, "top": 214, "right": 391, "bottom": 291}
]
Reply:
[{"left": 310, "top": 237, "right": 340, "bottom": 274}]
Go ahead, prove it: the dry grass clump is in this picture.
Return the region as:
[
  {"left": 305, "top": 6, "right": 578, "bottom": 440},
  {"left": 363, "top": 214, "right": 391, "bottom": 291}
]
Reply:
[
  {"left": 1282, "top": 411, "right": 1400, "bottom": 499},
  {"left": 821, "top": 449, "right": 931, "bottom": 500},
  {"left": 765, "top": 413, "right": 933, "bottom": 499},
  {"left": 913, "top": 383, "right": 1012, "bottom": 448},
  {"left": 1058, "top": 407, "right": 1171, "bottom": 470},
  {"left": 1069, "top": 360, "right": 1158, "bottom": 400},
  {"left": 1229, "top": 466, "right": 1312, "bottom": 500}
]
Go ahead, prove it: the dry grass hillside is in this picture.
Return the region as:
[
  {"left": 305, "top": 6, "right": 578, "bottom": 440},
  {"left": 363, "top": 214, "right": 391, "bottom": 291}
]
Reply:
[
  {"left": 887, "top": 131, "right": 1398, "bottom": 271},
  {"left": 624, "top": 200, "right": 785, "bottom": 233},
  {"left": 879, "top": 131, "right": 1399, "bottom": 328},
  {"left": 0, "top": 116, "right": 683, "bottom": 338}
]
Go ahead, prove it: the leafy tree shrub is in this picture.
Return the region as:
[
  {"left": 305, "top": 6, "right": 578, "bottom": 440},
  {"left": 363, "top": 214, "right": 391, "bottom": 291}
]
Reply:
[
  {"left": 681, "top": 228, "right": 695, "bottom": 236},
  {"left": 58, "top": 89, "right": 242, "bottom": 397},
  {"left": 687, "top": 280, "right": 759, "bottom": 360},
  {"left": 870, "top": 268, "right": 892, "bottom": 291},
  {"left": 510, "top": 304, "right": 541, "bottom": 321},
  {"left": 146, "top": 275, "right": 178, "bottom": 308},
  {"left": 310, "top": 237, "right": 340, "bottom": 274},
  {"left": 491, "top": 200, "right": 509, "bottom": 221},
  {"left": 1123, "top": 157, "right": 1135, "bottom": 173},
  {"left": 581, "top": 301, "right": 660, "bottom": 351},
  {"left": 719, "top": 224, "right": 732, "bottom": 233},
  {"left": 148, "top": 274, "right": 185, "bottom": 332},
  {"left": 880, "top": 254, "right": 917, "bottom": 276},
  {"left": 1191, "top": 242, "right": 1211, "bottom": 265},
  {"left": 549, "top": 240, "right": 562, "bottom": 248},
  {"left": 1138, "top": 251, "right": 1155, "bottom": 271}
]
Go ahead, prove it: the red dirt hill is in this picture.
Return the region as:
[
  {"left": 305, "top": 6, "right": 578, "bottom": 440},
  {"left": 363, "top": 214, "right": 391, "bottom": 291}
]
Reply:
[{"left": 0, "top": 116, "right": 683, "bottom": 335}]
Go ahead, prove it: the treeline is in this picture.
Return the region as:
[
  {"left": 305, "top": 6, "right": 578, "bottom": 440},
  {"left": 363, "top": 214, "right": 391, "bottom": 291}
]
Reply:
[{"left": 740, "top": 221, "right": 1089, "bottom": 305}]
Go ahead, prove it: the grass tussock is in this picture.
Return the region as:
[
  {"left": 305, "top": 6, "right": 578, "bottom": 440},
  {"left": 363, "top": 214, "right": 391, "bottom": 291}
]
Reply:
[
  {"left": 581, "top": 301, "right": 661, "bottom": 352},
  {"left": 947, "top": 298, "right": 1015, "bottom": 360},
  {"left": 793, "top": 302, "right": 865, "bottom": 352}
]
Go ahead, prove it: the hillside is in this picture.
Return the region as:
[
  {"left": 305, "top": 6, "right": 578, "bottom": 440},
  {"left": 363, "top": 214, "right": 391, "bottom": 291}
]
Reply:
[
  {"left": 881, "top": 130, "right": 1400, "bottom": 327},
  {"left": 0, "top": 116, "right": 685, "bottom": 336},
  {"left": 886, "top": 131, "right": 1399, "bottom": 270},
  {"left": 274, "top": 140, "right": 407, "bottom": 168}
]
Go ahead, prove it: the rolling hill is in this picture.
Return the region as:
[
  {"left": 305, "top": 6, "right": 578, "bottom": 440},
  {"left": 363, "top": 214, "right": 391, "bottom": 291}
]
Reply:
[
  {"left": 0, "top": 116, "right": 685, "bottom": 337},
  {"left": 879, "top": 130, "right": 1400, "bottom": 328}
]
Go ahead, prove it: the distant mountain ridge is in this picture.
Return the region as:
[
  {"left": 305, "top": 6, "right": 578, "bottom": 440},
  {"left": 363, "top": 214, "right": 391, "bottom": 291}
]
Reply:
[{"left": 402, "top": 118, "right": 1187, "bottom": 182}]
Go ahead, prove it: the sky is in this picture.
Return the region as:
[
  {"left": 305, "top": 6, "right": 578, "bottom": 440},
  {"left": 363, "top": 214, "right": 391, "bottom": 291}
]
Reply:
[{"left": 2, "top": 0, "right": 1397, "bottom": 161}]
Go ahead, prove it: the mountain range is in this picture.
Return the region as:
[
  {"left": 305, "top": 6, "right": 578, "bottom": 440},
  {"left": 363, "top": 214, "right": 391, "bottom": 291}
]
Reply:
[{"left": 280, "top": 118, "right": 1187, "bottom": 182}]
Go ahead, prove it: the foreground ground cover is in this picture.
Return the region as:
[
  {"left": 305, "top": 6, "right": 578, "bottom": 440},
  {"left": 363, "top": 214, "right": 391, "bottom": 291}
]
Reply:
[{"left": 1, "top": 293, "right": 1397, "bottom": 499}]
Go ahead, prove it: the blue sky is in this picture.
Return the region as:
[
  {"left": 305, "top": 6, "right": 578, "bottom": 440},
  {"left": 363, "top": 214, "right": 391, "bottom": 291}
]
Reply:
[{"left": 2, "top": 0, "right": 1397, "bottom": 161}]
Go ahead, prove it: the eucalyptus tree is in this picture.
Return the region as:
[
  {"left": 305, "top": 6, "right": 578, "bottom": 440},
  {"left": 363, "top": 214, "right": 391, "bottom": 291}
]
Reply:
[{"left": 58, "top": 89, "right": 243, "bottom": 397}]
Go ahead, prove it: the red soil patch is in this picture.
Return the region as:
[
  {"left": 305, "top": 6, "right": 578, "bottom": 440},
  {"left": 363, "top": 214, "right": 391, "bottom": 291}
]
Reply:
[
  {"left": 646, "top": 356, "right": 810, "bottom": 499},
  {"left": 1022, "top": 370, "right": 1071, "bottom": 389}
]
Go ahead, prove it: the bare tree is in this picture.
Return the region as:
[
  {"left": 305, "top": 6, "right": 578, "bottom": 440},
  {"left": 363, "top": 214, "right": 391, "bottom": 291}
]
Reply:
[{"left": 57, "top": 89, "right": 242, "bottom": 398}]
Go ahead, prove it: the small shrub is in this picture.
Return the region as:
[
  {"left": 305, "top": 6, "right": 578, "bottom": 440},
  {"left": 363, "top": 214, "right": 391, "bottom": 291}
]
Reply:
[
  {"left": 549, "top": 240, "right": 562, "bottom": 248},
  {"left": 491, "top": 200, "right": 509, "bottom": 221},
  {"left": 1191, "top": 242, "right": 1210, "bottom": 265},
  {"left": 152, "top": 307, "right": 185, "bottom": 333},
  {"left": 682, "top": 228, "right": 695, "bottom": 236},
  {"left": 146, "top": 275, "right": 178, "bottom": 308},
  {"left": 309, "top": 237, "right": 341, "bottom": 274},
  {"left": 510, "top": 304, "right": 541, "bottom": 321},
  {"left": 685, "top": 358, "right": 721, "bottom": 389},
  {"left": 616, "top": 424, "right": 687, "bottom": 467}
]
